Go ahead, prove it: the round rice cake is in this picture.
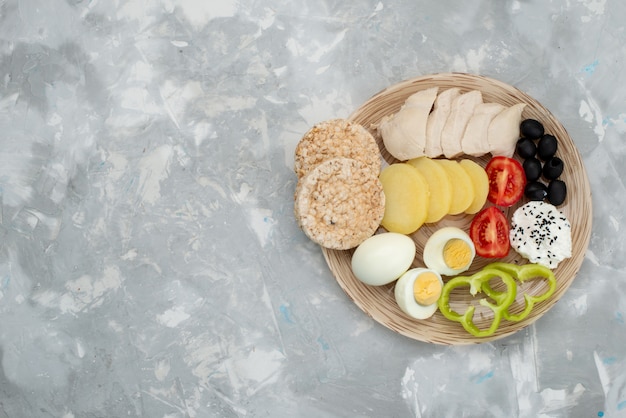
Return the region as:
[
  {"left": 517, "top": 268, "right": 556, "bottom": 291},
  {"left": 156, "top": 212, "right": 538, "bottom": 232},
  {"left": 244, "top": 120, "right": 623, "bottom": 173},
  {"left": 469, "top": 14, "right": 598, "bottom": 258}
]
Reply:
[
  {"left": 295, "top": 157, "right": 385, "bottom": 250},
  {"left": 294, "top": 119, "right": 381, "bottom": 179}
]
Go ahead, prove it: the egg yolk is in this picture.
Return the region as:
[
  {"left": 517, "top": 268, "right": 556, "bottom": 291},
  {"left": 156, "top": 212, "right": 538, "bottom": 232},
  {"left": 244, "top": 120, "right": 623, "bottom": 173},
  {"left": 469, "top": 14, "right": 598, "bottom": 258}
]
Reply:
[
  {"left": 443, "top": 239, "right": 472, "bottom": 270},
  {"left": 413, "top": 272, "right": 442, "bottom": 306}
]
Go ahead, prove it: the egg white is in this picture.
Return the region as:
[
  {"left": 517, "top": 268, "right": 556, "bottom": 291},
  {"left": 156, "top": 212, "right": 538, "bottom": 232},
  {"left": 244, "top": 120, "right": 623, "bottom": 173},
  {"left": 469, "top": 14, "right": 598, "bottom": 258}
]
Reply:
[
  {"left": 351, "top": 232, "right": 416, "bottom": 286},
  {"left": 394, "top": 268, "right": 443, "bottom": 320},
  {"left": 423, "top": 227, "right": 475, "bottom": 276}
]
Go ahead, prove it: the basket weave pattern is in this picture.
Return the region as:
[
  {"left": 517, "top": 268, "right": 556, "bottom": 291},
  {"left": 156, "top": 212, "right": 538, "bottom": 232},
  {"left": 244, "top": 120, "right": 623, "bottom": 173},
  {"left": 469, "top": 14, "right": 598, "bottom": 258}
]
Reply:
[{"left": 322, "top": 73, "right": 592, "bottom": 345}]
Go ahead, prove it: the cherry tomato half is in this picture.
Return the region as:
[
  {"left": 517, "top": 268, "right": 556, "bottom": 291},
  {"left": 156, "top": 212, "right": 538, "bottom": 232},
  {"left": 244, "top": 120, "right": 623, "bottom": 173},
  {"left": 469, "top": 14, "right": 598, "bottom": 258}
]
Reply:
[
  {"left": 485, "top": 156, "right": 526, "bottom": 207},
  {"left": 470, "top": 206, "right": 510, "bottom": 258}
]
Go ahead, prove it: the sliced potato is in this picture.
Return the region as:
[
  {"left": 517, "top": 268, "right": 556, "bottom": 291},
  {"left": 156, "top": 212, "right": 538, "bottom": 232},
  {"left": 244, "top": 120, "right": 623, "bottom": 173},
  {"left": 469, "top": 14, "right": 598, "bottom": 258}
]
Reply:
[
  {"left": 459, "top": 159, "right": 489, "bottom": 214},
  {"left": 379, "top": 163, "right": 430, "bottom": 234},
  {"left": 407, "top": 157, "right": 452, "bottom": 223},
  {"left": 436, "top": 159, "right": 474, "bottom": 215}
]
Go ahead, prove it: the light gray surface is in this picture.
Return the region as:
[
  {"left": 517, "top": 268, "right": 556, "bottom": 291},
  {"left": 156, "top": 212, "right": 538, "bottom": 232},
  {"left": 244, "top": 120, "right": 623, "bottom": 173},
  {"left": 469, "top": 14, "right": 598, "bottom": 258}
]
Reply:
[{"left": 0, "top": 0, "right": 623, "bottom": 417}]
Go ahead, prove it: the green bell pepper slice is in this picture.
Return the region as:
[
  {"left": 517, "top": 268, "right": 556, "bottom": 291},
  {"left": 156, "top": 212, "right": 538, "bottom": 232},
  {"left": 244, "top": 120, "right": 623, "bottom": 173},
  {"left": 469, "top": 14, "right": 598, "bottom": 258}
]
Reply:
[
  {"left": 482, "top": 262, "right": 557, "bottom": 322},
  {"left": 438, "top": 268, "right": 517, "bottom": 337}
]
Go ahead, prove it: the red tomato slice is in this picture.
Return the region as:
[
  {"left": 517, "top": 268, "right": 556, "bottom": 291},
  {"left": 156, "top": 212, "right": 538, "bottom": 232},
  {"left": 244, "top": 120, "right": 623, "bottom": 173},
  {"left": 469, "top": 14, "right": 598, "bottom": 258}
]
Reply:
[
  {"left": 470, "top": 206, "right": 510, "bottom": 258},
  {"left": 485, "top": 156, "right": 526, "bottom": 207}
]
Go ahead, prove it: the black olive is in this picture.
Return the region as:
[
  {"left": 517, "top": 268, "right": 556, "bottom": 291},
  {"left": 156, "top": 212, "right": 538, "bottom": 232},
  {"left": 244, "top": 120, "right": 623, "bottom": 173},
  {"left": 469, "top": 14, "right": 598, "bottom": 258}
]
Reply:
[
  {"left": 520, "top": 119, "right": 544, "bottom": 139},
  {"left": 547, "top": 180, "right": 567, "bottom": 206},
  {"left": 516, "top": 138, "right": 536, "bottom": 159},
  {"left": 537, "top": 134, "right": 558, "bottom": 160},
  {"left": 543, "top": 157, "right": 564, "bottom": 180},
  {"left": 525, "top": 182, "right": 548, "bottom": 201},
  {"left": 523, "top": 157, "right": 542, "bottom": 182}
]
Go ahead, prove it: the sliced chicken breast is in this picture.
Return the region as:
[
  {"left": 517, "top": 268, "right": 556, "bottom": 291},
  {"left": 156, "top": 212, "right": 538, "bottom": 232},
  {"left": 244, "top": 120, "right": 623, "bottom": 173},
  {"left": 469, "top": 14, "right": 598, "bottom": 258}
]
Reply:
[
  {"left": 488, "top": 103, "right": 527, "bottom": 157},
  {"left": 461, "top": 102, "right": 506, "bottom": 157},
  {"left": 378, "top": 87, "right": 439, "bottom": 161},
  {"left": 440, "top": 90, "right": 483, "bottom": 159},
  {"left": 424, "top": 88, "right": 461, "bottom": 158}
]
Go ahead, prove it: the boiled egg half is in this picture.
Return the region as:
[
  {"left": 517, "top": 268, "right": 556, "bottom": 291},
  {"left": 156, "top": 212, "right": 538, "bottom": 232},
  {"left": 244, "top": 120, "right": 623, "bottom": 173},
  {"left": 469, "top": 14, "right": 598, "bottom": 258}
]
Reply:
[
  {"left": 394, "top": 268, "right": 443, "bottom": 319},
  {"left": 423, "top": 227, "right": 475, "bottom": 276}
]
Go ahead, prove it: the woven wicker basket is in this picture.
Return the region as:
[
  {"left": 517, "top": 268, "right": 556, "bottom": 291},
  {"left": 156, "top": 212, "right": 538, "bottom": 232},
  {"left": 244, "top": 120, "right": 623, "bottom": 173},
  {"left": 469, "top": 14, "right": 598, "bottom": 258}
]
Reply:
[{"left": 322, "top": 73, "right": 593, "bottom": 345}]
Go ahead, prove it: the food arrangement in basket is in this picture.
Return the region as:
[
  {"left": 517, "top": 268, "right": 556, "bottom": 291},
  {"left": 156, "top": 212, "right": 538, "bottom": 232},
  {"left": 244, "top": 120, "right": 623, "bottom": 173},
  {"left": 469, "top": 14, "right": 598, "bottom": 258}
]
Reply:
[{"left": 293, "top": 73, "right": 592, "bottom": 345}]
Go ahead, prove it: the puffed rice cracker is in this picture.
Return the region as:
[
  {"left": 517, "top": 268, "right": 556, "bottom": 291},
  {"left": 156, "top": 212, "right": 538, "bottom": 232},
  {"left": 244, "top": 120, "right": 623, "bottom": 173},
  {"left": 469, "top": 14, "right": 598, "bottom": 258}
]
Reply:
[
  {"left": 294, "top": 119, "right": 381, "bottom": 179},
  {"left": 294, "top": 157, "right": 385, "bottom": 250}
]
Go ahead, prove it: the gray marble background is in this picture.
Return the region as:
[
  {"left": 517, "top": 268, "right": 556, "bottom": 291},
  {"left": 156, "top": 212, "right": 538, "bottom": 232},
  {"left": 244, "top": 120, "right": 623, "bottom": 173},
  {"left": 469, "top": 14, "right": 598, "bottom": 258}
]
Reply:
[{"left": 0, "top": 0, "right": 624, "bottom": 417}]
